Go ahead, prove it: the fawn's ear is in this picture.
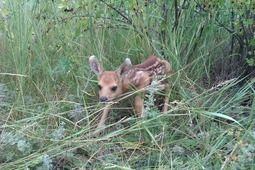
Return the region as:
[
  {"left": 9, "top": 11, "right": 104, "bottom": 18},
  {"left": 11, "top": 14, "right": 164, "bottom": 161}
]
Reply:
[
  {"left": 89, "top": 55, "right": 104, "bottom": 75},
  {"left": 116, "top": 58, "right": 132, "bottom": 77}
]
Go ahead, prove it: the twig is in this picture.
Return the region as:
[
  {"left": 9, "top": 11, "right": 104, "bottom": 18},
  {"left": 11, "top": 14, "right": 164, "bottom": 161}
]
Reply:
[
  {"left": 0, "top": 73, "right": 29, "bottom": 77},
  {"left": 220, "top": 143, "right": 239, "bottom": 170},
  {"left": 230, "top": 7, "right": 234, "bottom": 55},
  {"left": 240, "top": 20, "right": 250, "bottom": 56},
  {"left": 42, "top": 12, "right": 131, "bottom": 37},
  {"left": 215, "top": 18, "right": 243, "bottom": 47},
  {"left": 99, "top": 0, "right": 132, "bottom": 24},
  {"left": 173, "top": 0, "right": 178, "bottom": 30}
]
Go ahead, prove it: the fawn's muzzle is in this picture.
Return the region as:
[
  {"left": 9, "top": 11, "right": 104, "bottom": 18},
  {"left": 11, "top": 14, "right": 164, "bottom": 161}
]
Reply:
[{"left": 99, "top": 96, "right": 108, "bottom": 102}]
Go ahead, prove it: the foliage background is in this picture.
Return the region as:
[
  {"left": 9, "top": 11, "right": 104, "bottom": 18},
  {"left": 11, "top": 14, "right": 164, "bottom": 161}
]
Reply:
[{"left": 0, "top": 0, "right": 254, "bottom": 169}]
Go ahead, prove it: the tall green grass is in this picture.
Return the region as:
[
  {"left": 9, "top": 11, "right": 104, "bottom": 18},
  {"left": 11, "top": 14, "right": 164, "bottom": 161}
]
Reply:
[{"left": 0, "top": 0, "right": 254, "bottom": 169}]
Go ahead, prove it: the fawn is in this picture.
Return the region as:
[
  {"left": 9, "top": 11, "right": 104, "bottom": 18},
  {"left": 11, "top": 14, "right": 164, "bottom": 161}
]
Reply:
[{"left": 89, "top": 55, "right": 171, "bottom": 131}]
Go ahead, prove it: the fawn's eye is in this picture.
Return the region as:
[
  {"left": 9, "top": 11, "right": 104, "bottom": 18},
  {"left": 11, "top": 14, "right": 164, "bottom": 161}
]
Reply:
[
  {"left": 111, "top": 86, "right": 117, "bottom": 92},
  {"left": 98, "top": 84, "right": 102, "bottom": 90}
]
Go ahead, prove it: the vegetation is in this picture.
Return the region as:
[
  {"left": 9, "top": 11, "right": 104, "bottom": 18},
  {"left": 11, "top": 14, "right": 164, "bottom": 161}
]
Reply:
[{"left": 0, "top": 0, "right": 254, "bottom": 169}]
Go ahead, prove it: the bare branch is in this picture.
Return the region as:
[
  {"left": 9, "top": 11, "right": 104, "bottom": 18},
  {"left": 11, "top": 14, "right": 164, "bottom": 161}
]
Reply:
[{"left": 99, "top": 0, "right": 132, "bottom": 24}]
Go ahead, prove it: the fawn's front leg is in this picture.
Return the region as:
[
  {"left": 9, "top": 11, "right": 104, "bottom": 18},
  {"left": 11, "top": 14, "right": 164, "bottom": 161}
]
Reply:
[
  {"left": 162, "top": 87, "right": 170, "bottom": 112},
  {"left": 134, "top": 95, "right": 144, "bottom": 115},
  {"left": 97, "top": 104, "right": 110, "bottom": 128},
  {"left": 92, "top": 104, "right": 110, "bottom": 135}
]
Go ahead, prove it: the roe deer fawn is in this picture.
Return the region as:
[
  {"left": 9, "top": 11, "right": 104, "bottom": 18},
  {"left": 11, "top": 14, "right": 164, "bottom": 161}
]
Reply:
[{"left": 89, "top": 55, "right": 171, "bottom": 132}]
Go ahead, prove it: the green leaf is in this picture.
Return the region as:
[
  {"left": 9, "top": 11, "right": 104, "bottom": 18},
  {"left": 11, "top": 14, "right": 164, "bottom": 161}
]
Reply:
[
  {"left": 193, "top": 110, "right": 243, "bottom": 127},
  {"left": 249, "top": 38, "right": 255, "bottom": 46},
  {"left": 58, "top": 1, "right": 68, "bottom": 9},
  {"left": 244, "top": 19, "right": 254, "bottom": 26},
  {"left": 246, "top": 58, "right": 254, "bottom": 66}
]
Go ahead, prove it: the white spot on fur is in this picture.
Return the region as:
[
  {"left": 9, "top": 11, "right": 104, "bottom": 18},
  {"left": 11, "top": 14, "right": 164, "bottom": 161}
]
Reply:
[{"left": 132, "top": 71, "right": 143, "bottom": 84}]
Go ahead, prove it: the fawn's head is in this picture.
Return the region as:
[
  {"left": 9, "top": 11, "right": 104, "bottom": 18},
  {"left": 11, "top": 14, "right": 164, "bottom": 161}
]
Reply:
[{"left": 89, "top": 56, "right": 132, "bottom": 102}]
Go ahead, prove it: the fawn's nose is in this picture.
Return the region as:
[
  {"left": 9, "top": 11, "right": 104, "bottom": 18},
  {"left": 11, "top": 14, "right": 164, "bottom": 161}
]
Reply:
[{"left": 99, "top": 96, "right": 108, "bottom": 102}]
